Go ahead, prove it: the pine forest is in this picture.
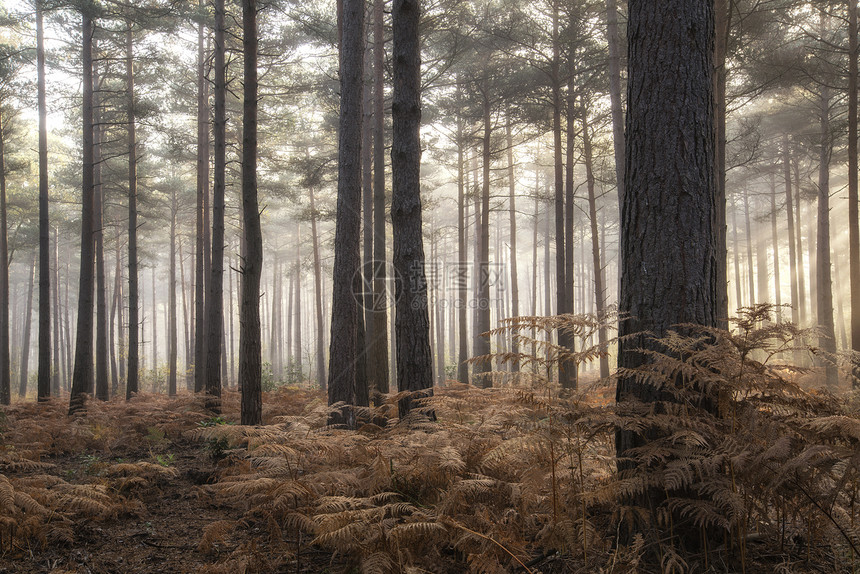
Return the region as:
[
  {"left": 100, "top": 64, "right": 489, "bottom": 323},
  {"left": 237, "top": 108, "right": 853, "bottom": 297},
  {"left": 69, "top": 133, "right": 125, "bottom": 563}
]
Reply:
[{"left": 1, "top": 0, "right": 860, "bottom": 572}]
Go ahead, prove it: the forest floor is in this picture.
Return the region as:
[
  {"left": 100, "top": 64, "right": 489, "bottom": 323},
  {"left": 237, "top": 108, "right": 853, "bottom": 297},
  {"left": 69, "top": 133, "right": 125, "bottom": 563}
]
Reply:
[{"left": 0, "top": 361, "right": 856, "bottom": 574}]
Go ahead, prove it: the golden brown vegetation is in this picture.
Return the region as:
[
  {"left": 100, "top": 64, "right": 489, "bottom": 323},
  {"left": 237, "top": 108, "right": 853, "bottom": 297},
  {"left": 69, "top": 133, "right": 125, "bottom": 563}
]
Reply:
[{"left": 0, "top": 306, "right": 859, "bottom": 573}]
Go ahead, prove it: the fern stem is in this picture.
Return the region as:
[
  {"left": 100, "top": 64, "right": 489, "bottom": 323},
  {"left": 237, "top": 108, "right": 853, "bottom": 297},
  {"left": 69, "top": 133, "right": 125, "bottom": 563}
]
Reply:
[{"left": 444, "top": 518, "right": 535, "bottom": 574}]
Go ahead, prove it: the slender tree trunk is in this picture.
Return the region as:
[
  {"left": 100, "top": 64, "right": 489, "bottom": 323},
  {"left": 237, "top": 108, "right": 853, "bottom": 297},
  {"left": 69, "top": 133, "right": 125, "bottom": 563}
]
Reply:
[
  {"left": 473, "top": 89, "right": 492, "bottom": 387},
  {"left": 849, "top": 0, "right": 860, "bottom": 384},
  {"left": 110, "top": 243, "right": 120, "bottom": 394},
  {"left": 605, "top": 0, "right": 625, "bottom": 203},
  {"left": 743, "top": 188, "right": 755, "bottom": 306},
  {"left": 286, "top": 268, "right": 293, "bottom": 376},
  {"left": 769, "top": 174, "right": 782, "bottom": 322},
  {"left": 205, "top": 0, "right": 227, "bottom": 408},
  {"left": 0, "top": 114, "right": 9, "bottom": 405},
  {"left": 239, "top": 0, "right": 262, "bottom": 424},
  {"left": 69, "top": 12, "right": 96, "bottom": 414},
  {"left": 19, "top": 257, "right": 35, "bottom": 398},
  {"left": 371, "top": 0, "right": 389, "bottom": 396},
  {"left": 714, "top": 0, "right": 731, "bottom": 326},
  {"left": 362, "top": 34, "right": 375, "bottom": 395},
  {"left": 63, "top": 258, "right": 72, "bottom": 390},
  {"left": 310, "top": 188, "right": 326, "bottom": 388},
  {"left": 564, "top": 73, "right": 576, "bottom": 387},
  {"left": 195, "top": 0, "right": 211, "bottom": 393},
  {"left": 294, "top": 237, "right": 303, "bottom": 378},
  {"left": 817, "top": 81, "right": 837, "bottom": 388},
  {"left": 94, "top": 46, "right": 108, "bottom": 401},
  {"left": 179, "top": 239, "right": 191, "bottom": 389},
  {"left": 270, "top": 254, "right": 279, "bottom": 377},
  {"left": 168, "top": 191, "right": 177, "bottom": 396},
  {"left": 505, "top": 117, "right": 519, "bottom": 366},
  {"left": 531, "top": 172, "right": 539, "bottom": 368},
  {"left": 456, "top": 95, "right": 469, "bottom": 383},
  {"left": 783, "top": 135, "right": 800, "bottom": 325},
  {"left": 757, "top": 196, "right": 770, "bottom": 309},
  {"left": 582, "top": 108, "right": 610, "bottom": 379},
  {"left": 551, "top": 0, "right": 571, "bottom": 389},
  {"left": 126, "top": 24, "right": 139, "bottom": 400},
  {"left": 35, "top": 0, "right": 50, "bottom": 403},
  {"left": 151, "top": 269, "right": 158, "bottom": 391},
  {"left": 392, "top": 0, "right": 433, "bottom": 417},
  {"left": 51, "top": 228, "right": 61, "bottom": 396}
]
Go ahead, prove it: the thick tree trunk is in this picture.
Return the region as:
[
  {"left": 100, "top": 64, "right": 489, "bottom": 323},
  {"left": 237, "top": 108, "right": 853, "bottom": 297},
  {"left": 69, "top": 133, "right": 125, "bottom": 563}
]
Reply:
[
  {"left": 126, "top": 24, "right": 140, "bottom": 400},
  {"left": 327, "top": 0, "right": 365, "bottom": 426},
  {"left": 69, "top": 12, "right": 96, "bottom": 414},
  {"left": 19, "top": 257, "right": 35, "bottom": 398},
  {"left": 371, "top": 0, "right": 389, "bottom": 396},
  {"left": 204, "top": 0, "right": 227, "bottom": 408},
  {"left": 714, "top": 0, "right": 731, "bottom": 326},
  {"left": 35, "top": 0, "right": 50, "bottom": 403},
  {"left": 239, "top": 0, "right": 263, "bottom": 425},
  {"left": 616, "top": 0, "right": 717, "bottom": 517},
  {"left": 362, "top": 36, "right": 375, "bottom": 394},
  {"left": 392, "top": 0, "right": 433, "bottom": 418},
  {"left": 168, "top": 190, "right": 178, "bottom": 396}
]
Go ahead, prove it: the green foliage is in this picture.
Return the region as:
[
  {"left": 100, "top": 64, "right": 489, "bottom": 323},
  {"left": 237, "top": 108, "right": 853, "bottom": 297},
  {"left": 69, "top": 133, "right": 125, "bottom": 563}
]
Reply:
[{"left": 153, "top": 453, "right": 175, "bottom": 467}]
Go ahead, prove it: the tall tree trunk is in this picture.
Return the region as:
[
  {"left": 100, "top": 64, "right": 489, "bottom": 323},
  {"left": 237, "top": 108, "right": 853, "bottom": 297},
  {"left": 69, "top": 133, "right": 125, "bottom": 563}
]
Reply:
[
  {"left": 582, "top": 107, "right": 610, "bottom": 379},
  {"left": 19, "top": 257, "right": 35, "bottom": 398},
  {"left": 205, "top": 0, "right": 227, "bottom": 408},
  {"left": 714, "top": 0, "right": 731, "bottom": 326},
  {"left": 362, "top": 35, "right": 375, "bottom": 395},
  {"left": 473, "top": 89, "right": 492, "bottom": 387},
  {"left": 228, "top": 247, "right": 235, "bottom": 387},
  {"left": 564, "top": 70, "right": 576, "bottom": 387},
  {"left": 35, "top": 0, "right": 50, "bottom": 403},
  {"left": 270, "top": 255, "right": 279, "bottom": 377},
  {"left": 239, "top": 0, "right": 262, "bottom": 425},
  {"left": 817, "top": 81, "right": 837, "bottom": 388},
  {"left": 94, "top": 46, "right": 108, "bottom": 402},
  {"left": 168, "top": 189, "right": 178, "bottom": 396},
  {"left": 195, "top": 0, "right": 211, "bottom": 394},
  {"left": 110, "top": 243, "right": 120, "bottom": 394},
  {"left": 456, "top": 94, "right": 468, "bottom": 383},
  {"left": 0, "top": 114, "right": 9, "bottom": 405},
  {"left": 732, "top": 197, "right": 743, "bottom": 309},
  {"left": 505, "top": 117, "right": 519, "bottom": 366},
  {"left": 126, "top": 24, "right": 140, "bottom": 400},
  {"left": 63, "top": 258, "right": 72, "bottom": 389},
  {"left": 769, "top": 173, "right": 782, "bottom": 322},
  {"left": 371, "top": 0, "right": 389, "bottom": 396},
  {"left": 551, "top": 0, "right": 571, "bottom": 389},
  {"left": 616, "top": 0, "right": 717, "bottom": 524},
  {"left": 294, "top": 237, "right": 303, "bottom": 379},
  {"left": 51, "top": 228, "right": 61, "bottom": 396},
  {"left": 151, "top": 268, "right": 158, "bottom": 390},
  {"left": 783, "top": 135, "right": 800, "bottom": 325},
  {"left": 327, "top": 0, "right": 365, "bottom": 426},
  {"left": 69, "top": 11, "right": 96, "bottom": 414},
  {"left": 179, "top": 239, "right": 191, "bottom": 389},
  {"left": 605, "top": 0, "right": 625, "bottom": 202},
  {"left": 849, "top": 0, "right": 860, "bottom": 385},
  {"left": 309, "top": 188, "right": 326, "bottom": 388},
  {"left": 743, "top": 188, "right": 755, "bottom": 306},
  {"left": 392, "top": 0, "right": 433, "bottom": 417}
]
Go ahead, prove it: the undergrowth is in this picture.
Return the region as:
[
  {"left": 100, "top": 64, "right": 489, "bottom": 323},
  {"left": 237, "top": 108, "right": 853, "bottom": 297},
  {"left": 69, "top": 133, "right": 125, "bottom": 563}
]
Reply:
[{"left": 0, "top": 306, "right": 858, "bottom": 573}]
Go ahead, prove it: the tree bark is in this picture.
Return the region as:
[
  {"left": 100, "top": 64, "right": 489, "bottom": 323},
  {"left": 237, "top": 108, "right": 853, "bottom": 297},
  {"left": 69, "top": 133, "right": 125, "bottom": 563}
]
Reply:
[
  {"left": 371, "top": 0, "right": 390, "bottom": 396},
  {"left": 309, "top": 188, "right": 326, "bottom": 388},
  {"left": 93, "top": 45, "right": 108, "bottom": 401},
  {"left": 605, "top": 0, "right": 625, "bottom": 203},
  {"left": 35, "top": 0, "right": 50, "bottom": 403},
  {"left": 194, "top": 0, "right": 211, "bottom": 394},
  {"left": 327, "top": 0, "right": 365, "bottom": 426},
  {"left": 126, "top": 24, "right": 140, "bottom": 400},
  {"left": 505, "top": 117, "right": 519, "bottom": 366},
  {"left": 616, "top": 0, "right": 717, "bottom": 508},
  {"left": 582, "top": 107, "right": 610, "bottom": 379},
  {"left": 239, "top": 0, "right": 263, "bottom": 425},
  {"left": 18, "top": 257, "right": 35, "bottom": 398},
  {"left": 69, "top": 11, "right": 96, "bottom": 414},
  {"left": 392, "top": 0, "right": 433, "bottom": 417},
  {"left": 783, "top": 134, "right": 800, "bottom": 325},
  {"left": 849, "top": 0, "right": 860, "bottom": 385},
  {"left": 204, "top": 0, "right": 227, "bottom": 408},
  {"left": 816, "top": 80, "right": 837, "bottom": 388},
  {"left": 456, "top": 90, "right": 469, "bottom": 383},
  {"left": 714, "top": 0, "right": 731, "bottom": 326},
  {"left": 0, "top": 113, "right": 9, "bottom": 405},
  {"left": 51, "top": 228, "right": 60, "bottom": 396},
  {"left": 769, "top": 173, "right": 782, "bottom": 322},
  {"left": 473, "top": 88, "right": 491, "bottom": 387}
]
